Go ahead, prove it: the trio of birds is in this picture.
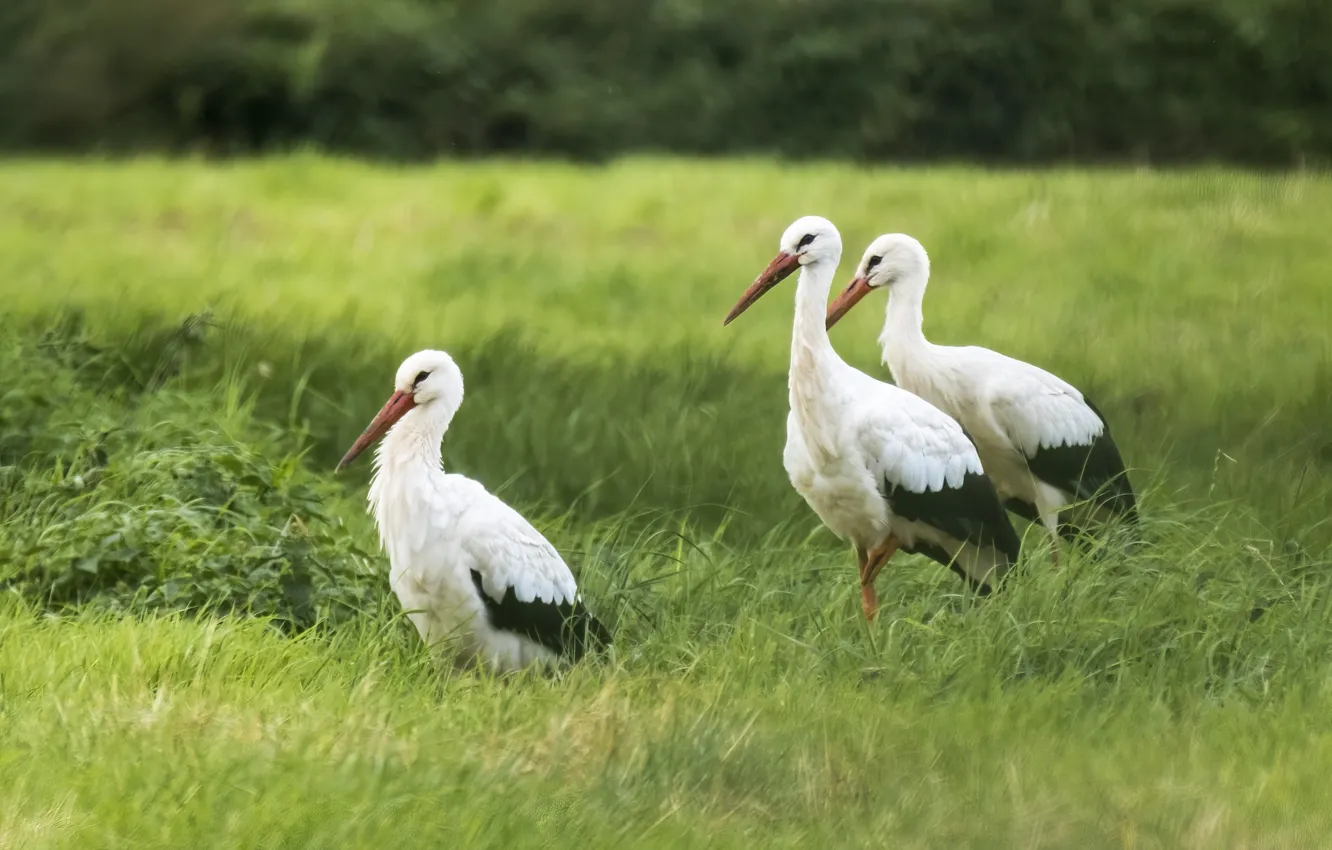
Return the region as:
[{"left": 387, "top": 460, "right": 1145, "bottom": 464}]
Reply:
[{"left": 336, "top": 216, "right": 1138, "bottom": 673}]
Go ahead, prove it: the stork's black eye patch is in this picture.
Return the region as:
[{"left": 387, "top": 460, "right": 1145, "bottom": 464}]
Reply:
[
  {"left": 413, "top": 370, "right": 431, "bottom": 387},
  {"left": 866, "top": 255, "right": 883, "bottom": 272},
  {"left": 797, "top": 233, "right": 816, "bottom": 249}
]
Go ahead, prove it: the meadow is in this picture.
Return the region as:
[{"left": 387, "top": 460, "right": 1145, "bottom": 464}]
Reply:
[{"left": 1, "top": 157, "right": 1330, "bottom": 847}]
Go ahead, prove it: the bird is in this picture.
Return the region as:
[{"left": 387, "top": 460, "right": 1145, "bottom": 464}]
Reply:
[
  {"left": 336, "top": 349, "right": 611, "bottom": 672},
  {"left": 722, "top": 216, "right": 1021, "bottom": 621},
  {"left": 825, "top": 233, "right": 1138, "bottom": 562}
]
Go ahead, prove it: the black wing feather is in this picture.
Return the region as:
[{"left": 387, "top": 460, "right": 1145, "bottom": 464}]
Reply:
[
  {"left": 882, "top": 470, "right": 1023, "bottom": 566},
  {"left": 470, "top": 570, "right": 611, "bottom": 660},
  {"left": 1023, "top": 395, "right": 1138, "bottom": 524},
  {"left": 1003, "top": 497, "right": 1042, "bottom": 525},
  {"left": 905, "top": 540, "right": 995, "bottom": 596}
]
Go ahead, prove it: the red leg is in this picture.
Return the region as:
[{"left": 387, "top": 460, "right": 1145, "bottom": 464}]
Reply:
[
  {"left": 865, "top": 538, "right": 900, "bottom": 586},
  {"left": 860, "top": 537, "right": 900, "bottom": 622},
  {"left": 861, "top": 582, "right": 879, "bottom": 623}
]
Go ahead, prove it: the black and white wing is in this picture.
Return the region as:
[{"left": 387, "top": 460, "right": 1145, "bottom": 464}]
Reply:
[
  {"left": 859, "top": 386, "right": 1022, "bottom": 591},
  {"left": 460, "top": 489, "right": 611, "bottom": 660},
  {"left": 980, "top": 351, "right": 1138, "bottom": 525}
]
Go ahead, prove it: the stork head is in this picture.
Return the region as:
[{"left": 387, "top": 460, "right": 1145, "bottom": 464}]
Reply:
[
  {"left": 723, "top": 216, "right": 842, "bottom": 326},
  {"left": 336, "top": 349, "right": 464, "bottom": 471},
  {"left": 826, "top": 234, "right": 930, "bottom": 330}
]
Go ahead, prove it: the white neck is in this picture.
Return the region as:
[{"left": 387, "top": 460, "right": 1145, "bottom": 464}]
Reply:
[
  {"left": 879, "top": 276, "right": 933, "bottom": 378},
  {"left": 367, "top": 401, "right": 457, "bottom": 542},
  {"left": 381, "top": 403, "right": 456, "bottom": 467},
  {"left": 789, "top": 257, "right": 846, "bottom": 455}
]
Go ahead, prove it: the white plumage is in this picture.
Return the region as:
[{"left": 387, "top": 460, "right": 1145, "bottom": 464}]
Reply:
[
  {"left": 723, "top": 217, "right": 1021, "bottom": 620},
  {"left": 337, "top": 350, "right": 609, "bottom": 672},
  {"left": 826, "top": 233, "right": 1138, "bottom": 557}
]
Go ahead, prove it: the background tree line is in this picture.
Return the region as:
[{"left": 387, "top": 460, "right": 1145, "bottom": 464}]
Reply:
[{"left": 1, "top": 0, "right": 1329, "bottom": 164}]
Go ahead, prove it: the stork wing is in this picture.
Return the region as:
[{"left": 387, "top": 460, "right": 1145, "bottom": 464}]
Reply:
[
  {"left": 458, "top": 488, "right": 610, "bottom": 657},
  {"left": 982, "top": 357, "right": 1104, "bottom": 458},
  {"left": 459, "top": 494, "right": 578, "bottom": 606},
  {"left": 857, "top": 390, "right": 981, "bottom": 496},
  {"left": 858, "top": 396, "right": 1020, "bottom": 564},
  {"left": 980, "top": 354, "right": 1136, "bottom": 516}
]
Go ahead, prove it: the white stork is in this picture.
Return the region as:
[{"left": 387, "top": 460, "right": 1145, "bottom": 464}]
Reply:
[
  {"left": 722, "top": 216, "right": 1021, "bottom": 620},
  {"left": 825, "top": 233, "right": 1138, "bottom": 561},
  {"left": 336, "top": 349, "right": 610, "bottom": 671}
]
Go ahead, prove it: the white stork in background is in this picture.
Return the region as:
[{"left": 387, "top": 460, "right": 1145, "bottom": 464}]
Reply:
[
  {"left": 336, "top": 350, "right": 610, "bottom": 671},
  {"left": 722, "top": 216, "right": 1021, "bottom": 621},
  {"left": 825, "top": 233, "right": 1138, "bottom": 562}
]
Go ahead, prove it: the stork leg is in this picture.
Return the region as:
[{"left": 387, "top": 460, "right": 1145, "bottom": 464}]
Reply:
[
  {"left": 865, "top": 538, "right": 899, "bottom": 587},
  {"left": 857, "top": 548, "right": 879, "bottom": 623},
  {"left": 860, "top": 537, "right": 900, "bottom": 622}
]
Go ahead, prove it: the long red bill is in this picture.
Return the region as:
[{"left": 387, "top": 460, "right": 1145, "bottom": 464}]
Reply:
[
  {"left": 722, "top": 251, "right": 802, "bottom": 326},
  {"left": 336, "top": 390, "right": 417, "bottom": 471},
  {"left": 825, "top": 276, "right": 874, "bottom": 330}
]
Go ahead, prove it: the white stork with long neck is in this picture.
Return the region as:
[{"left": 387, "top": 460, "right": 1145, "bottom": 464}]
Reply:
[
  {"left": 336, "top": 350, "right": 610, "bottom": 671},
  {"left": 826, "top": 234, "right": 1138, "bottom": 560},
  {"left": 722, "top": 216, "right": 1021, "bottom": 620}
]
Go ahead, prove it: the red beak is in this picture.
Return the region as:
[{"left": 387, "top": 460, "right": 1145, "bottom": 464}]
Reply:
[
  {"left": 722, "top": 251, "right": 802, "bottom": 326},
  {"left": 825, "top": 276, "right": 874, "bottom": 331},
  {"left": 336, "top": 390, "right": 417, "bottom": 471}
]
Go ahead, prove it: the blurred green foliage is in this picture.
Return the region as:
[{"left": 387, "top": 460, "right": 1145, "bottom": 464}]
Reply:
[{"left": 0, "top": 0, "right": 1329, "bottom": 163}]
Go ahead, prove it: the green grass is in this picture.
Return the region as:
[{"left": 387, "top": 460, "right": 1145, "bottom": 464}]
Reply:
[{"left": 1, "top": 157, "right": 1331, "bottom": 847}]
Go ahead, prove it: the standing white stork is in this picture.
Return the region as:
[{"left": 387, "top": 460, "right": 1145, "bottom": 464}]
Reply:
[
  {"left": 336, "top": 349, "right": 610, "bottom": 672},
  {"left": 722, "top": 216, "right": 1021, "bottom": 620},
  {"left": 825, "top": 233, "right": 1138, "bottom": 561}
]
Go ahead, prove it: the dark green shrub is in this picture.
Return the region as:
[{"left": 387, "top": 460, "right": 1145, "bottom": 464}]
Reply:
[
  {"left": 0, "top": 316, "right": 380, "bottom": 631},
  {"left": 1, "top": 0, "right": 1328, "bottom": 163}
]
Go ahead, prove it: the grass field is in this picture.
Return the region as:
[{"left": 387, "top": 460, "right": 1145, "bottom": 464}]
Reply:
[{"left": 1, "top": 157, "right": 1331, "bottom": 847}]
